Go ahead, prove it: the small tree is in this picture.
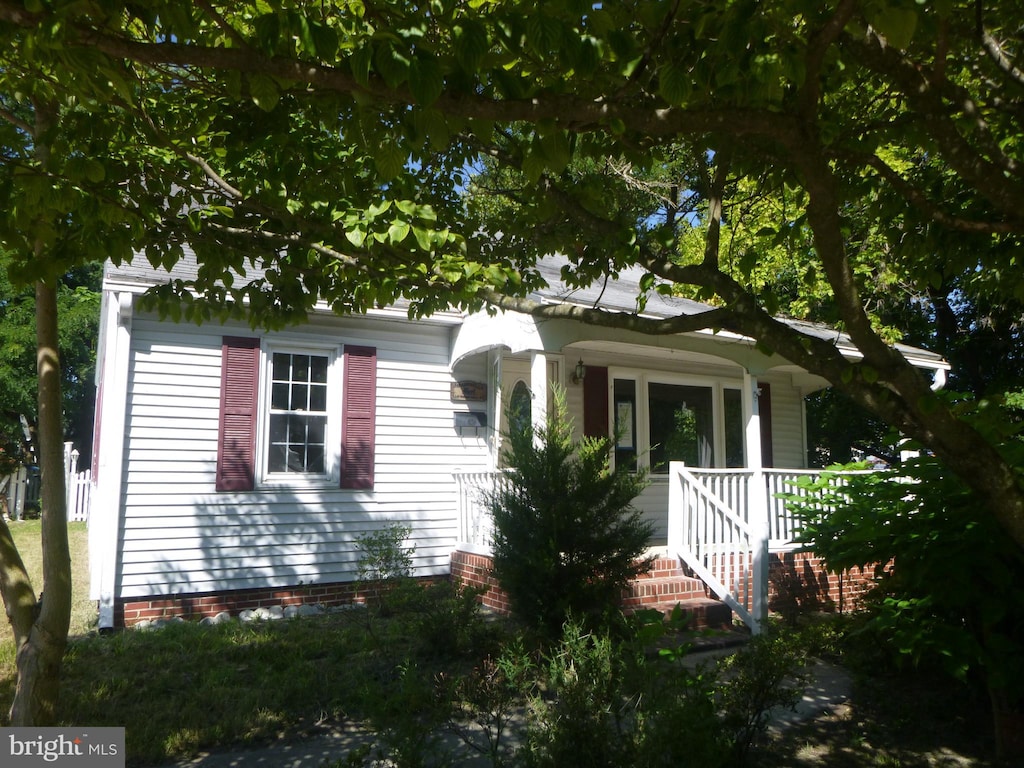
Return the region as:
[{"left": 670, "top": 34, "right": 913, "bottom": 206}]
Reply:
[{"left": 488, "top": 391, "right": 652, "bottom": 639}]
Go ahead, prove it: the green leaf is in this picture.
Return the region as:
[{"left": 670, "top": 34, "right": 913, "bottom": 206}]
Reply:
[
  {"left": 350, "top": 45, "right": 373, "bottom": 86},
  {"left": 525, "top": 13, "right": 561, "bottom": 56},
  {"left": 413, "top": 108, "right": 450, "bottom": 151},
  {"left": 521, "top": 145, "right": 547, "bottom": 183},
  {"left": 387, "top": 220, "right": 410, "bottom": 244},
  {"left": 248, "top": 73, "right": 280, "bottom": 111},
  {"left": 657, "top": 61, "right": 690, "bottom": 106},
  {"left": 409, "top": 56, "right": 443, "bottom": 106},
  {"left": 539, "top": 129, "right": 570, "bottom": 173},
  {"left": 375, "top": 42, "right": 410, "bottom": 88},
  {"left": 453, "top": 20, "right": 489, "bottom": 72},
  {"left": 869, "top": 6, "right": 918, "bottom": 50},
  {"left": 253, "top": 13, "right": 281, "bottom": 53},
  {"left": 412, "top": 226, "right": 433, "bottom": 250},
  {"left": 311, "top": 22, "right": 339, "bottom": 59},
  {"left": 373, "top": 140, "right": 406, "bottom": 180}
]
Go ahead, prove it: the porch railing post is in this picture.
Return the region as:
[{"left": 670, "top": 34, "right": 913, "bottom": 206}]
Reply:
[
  {"left": 750, "top": 468, "right": 770, "bottom": 633},
  {"left": 667, "top": 462, "right": 684, "bottom": 553},
  {"left": 744, "top": 371, "right": 769, "bottom": 634}
]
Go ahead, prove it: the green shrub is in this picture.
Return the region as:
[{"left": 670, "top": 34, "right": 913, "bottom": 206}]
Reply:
[
  {"left": 784, "top": 428, "right": 1024, "bottom": 758},
  {"left": 514, "top": 618, "right": 738, "bottom": 768},
  {"left": 717, "top": 629, "right": 807, "bottom": 762},
  {"left": 355, "top": 523, "right": 415, "bottom": 612},
  {"left": 488, "top": 390, "right": 653, "bottom": 639}
]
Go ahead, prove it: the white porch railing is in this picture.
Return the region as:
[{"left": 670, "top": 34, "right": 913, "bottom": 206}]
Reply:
[
  {"left": 453, "top": 469, "right": 504, "bottom": 554},
  {"left": 666, "top": 464, "right": 869, "bottom": 633},
  {"left": 454, "top": 464, "right": 862, "bottom": 634}
]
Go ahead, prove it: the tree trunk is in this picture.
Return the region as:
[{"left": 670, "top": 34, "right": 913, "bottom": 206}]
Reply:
[
  {"left": 990, "top": 684, "right": 1024, "bottom": 762},
  {"left": 0, "top": 513, "right": 36, "bottom": 650},
  {"left": 8, "top": 281, "right": 72, "bottom": 725}
]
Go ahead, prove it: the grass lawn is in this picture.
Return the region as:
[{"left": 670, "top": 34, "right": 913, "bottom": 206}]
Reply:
[
  {"left": 0, "top": 519, "right": 95, "bottom": 648},
  {"left": 0, "top": 520, "right": 95, "bottom": 710}
]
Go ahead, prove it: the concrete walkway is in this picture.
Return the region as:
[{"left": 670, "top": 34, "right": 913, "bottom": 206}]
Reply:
[{"left": 160, "top": 653, "right": 852, "bottom": 768}]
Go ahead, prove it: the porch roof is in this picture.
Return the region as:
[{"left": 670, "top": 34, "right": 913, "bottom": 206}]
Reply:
[{"left": 451, "top": 255, "right": 950, "bottom": 377}]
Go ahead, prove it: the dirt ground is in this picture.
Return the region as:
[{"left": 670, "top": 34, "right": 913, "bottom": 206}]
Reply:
[{"left": 759, "top": 671, "right": 1000, "bottom": 767}]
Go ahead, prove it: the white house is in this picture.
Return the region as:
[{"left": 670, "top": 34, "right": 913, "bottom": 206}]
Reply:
[{"left": 89, "top": 252, "right": 948, "bottom": 630}]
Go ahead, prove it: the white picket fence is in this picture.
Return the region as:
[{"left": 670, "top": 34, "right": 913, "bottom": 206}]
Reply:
[{"left": 1, "top": 442, "right": 91, "bottom": 523}]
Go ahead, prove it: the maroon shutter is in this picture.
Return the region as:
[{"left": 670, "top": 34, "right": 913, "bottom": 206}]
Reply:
[
  {"left": 341, "top": 345, "right": 377, "bottom": 490},
  {"left": 583, "top": 365, "right": 609, "bottom": 438},
  {"left": 758, "top": 383, "right": 774, "bottom": 468},
  {"left": 216, "top": 337, "right": 260, "bottom": 491}
]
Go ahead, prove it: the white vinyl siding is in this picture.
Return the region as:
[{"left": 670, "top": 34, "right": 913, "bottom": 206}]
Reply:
[
  {"left": 116, "top": 316, "right": 488, "bottom": 599},
  {"left": 760, "top": 372, "right": 806, "bottom": 468}
]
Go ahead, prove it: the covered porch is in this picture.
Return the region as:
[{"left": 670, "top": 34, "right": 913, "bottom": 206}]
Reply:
[{"left": 447, "top": 259, "right": 945, "bottom": 633}]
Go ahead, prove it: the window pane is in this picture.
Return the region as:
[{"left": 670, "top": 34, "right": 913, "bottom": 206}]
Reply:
[
  {"left": 310, "top": 356, "right": 328, "bottom": 383},
  {"left": 613, "top": 379, "right": 637, "bottom": 472},
  {"left": 724, "top": 389, "right": 745, "bottom": 468},
  {"left": 508, "top": 381, "right": 531, "bottom": 436},
  {"left": 268, "top": 444, "right": 288, "bottom": 473},
  {"left": 271, "top": 383, "right": 289, "bottom": 410},
  {"left": 649, "top": 383, "right": 714, "bottom": 471},
  {"left": 306, "top": 445, "right": 325, "bottom": 474},
  {"left": 272, "top": 353, "right": 290, "bottom": 380},
  {"left": 269, "top": 413, "right": 288, "bottom": 443},
  {"left": 309, "top": 383, "right": 327, "bottom": 412},
  {"left": 307, "top": 417, "right": 325, "bottom": 444},
  {"left": 291, "top": 383, "right": 308, "bottom": 410},
  {"left": 292, "top": 354, "right": 309, "bottom": 382}
]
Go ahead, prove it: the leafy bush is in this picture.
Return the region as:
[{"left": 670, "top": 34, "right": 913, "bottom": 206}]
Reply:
[
  {"left": 785, "top": 432, "right": 1024, "bottom": 756},
  {"left": 717, "top": 629, "right": 807, "bottom": 762},
  {"left": 355, "top": 523, "right": 415, "bottom": 612},
  {"left": 488, "top": 391, "right": 653, "bottom": 638}
]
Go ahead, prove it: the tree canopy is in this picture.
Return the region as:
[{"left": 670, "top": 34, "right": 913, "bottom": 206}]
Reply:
[{"left": 0, "top": 1, "right": 1022, "bottom": 549}]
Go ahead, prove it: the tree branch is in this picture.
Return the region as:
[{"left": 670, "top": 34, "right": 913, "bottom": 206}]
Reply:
[{"left": 799, "top": 0, "right": 858, "bottom": 117}]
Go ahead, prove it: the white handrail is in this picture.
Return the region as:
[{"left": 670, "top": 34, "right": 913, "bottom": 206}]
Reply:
[{"left": 668, "top": 463, "right": 760, "bottom": 631}]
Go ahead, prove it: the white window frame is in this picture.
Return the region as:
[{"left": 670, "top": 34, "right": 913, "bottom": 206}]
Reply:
[
  {"left": 255, "top": 341, "right": 343, "bottom": 489},
  {"left": 609, "top": 368, "right": 745, "bottom": 472}
]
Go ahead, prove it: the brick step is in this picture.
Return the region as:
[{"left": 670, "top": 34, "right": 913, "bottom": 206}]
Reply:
[
  {"left": 633, "top": 556, "right": 692, "bottom": 581},
  {"left": 622, "top": 574, "right": 709, "bottom": 606},
  {"left": 631, "top": 597, "right": 734, "bottom": 631}
]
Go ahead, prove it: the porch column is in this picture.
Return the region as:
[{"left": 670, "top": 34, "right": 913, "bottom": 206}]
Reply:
[
  {"left": 743, "top": 370, "right": 770, "bottom": 632},
  {"left": 530, "top": 351, "right": 548, "bottom": 437},
  {"left": 489, "top": 350, "right": 503, "bottom": 470}
]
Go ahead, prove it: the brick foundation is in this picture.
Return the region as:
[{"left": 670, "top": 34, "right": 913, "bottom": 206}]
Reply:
[
  {"left": 116, "top": 581, "right": 368, "bottom": 628},
  {"left": 450, "top": 549, "right": 508, "bottom": 613},
  {"left": 117, "top": 550, "right": 884, "bottom": 628},
  {"left": 452, "top": 548, "right": 884, "bottom": 622},
  {"left": 767, "top": 551, "right": 885, "bottom": 618}
]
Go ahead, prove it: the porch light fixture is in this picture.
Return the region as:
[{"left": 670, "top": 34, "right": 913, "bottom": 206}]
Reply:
[{"left": 571, "top": 359, "right": 586, "bottom": 385}]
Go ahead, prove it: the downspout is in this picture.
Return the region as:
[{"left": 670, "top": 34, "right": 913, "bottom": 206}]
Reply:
[{"left": 89, "top": 291, "right": 133, "bottom": 630}]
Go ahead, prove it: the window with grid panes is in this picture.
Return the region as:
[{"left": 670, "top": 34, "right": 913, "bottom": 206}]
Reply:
[{"left": 267, "top": 352, "right": 330, "bottom": 475}]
